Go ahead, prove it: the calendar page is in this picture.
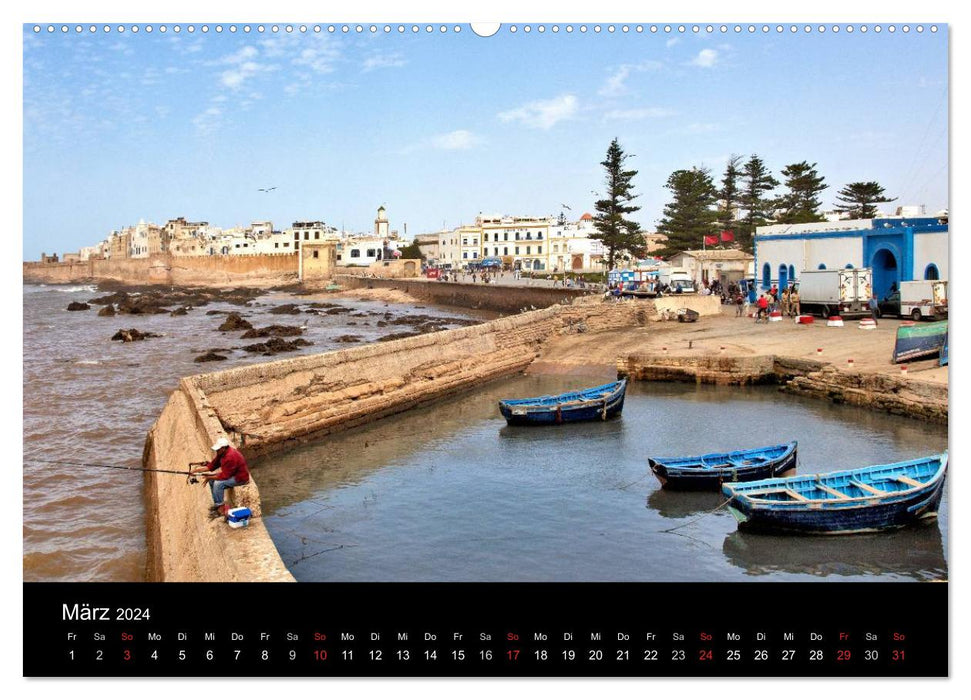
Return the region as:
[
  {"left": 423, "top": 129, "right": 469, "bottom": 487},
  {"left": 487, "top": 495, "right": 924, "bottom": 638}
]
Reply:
[{"left": 20, "top": 9, "right": 950, "bottom": 681}]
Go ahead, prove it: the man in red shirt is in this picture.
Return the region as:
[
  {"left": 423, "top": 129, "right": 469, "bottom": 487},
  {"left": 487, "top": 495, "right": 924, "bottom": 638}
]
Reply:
[
  {"left": 756, "top": 294, "right": 769, "bottom": 322},
  {"left": 190, "top": 437, "right": 250, "bottom": 516}
]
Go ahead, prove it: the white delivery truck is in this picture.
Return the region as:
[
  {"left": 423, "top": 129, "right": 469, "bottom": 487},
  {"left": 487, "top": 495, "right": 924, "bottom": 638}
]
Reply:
[
  {"left": 796, "top": 268, "right": 873, "bottom": 318},
  {"left": 657, "top": 267, "right": 696, "bottom": 294},
  {"left": 877, "top": 280, "right": 948, "bottom": 321}
]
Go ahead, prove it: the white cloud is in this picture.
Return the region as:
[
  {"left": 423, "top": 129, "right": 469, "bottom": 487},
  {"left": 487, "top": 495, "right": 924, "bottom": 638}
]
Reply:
[
  {"left": 430, "top": 130, "right": 479, "bottom": 150},
  {"left": 691, "top": 49, "right": 719, "bottom": 68},
  {"left": 666, "top": 38, "right": 680, "bottom": 48},
  {"left": 363, "top": 52, "right": 406, "bottom": 72},
  {"left": 399, "top": 130, "right": 482, "bottom": 154},
  {"left": 294, "top": 45, "right": 339, "bottom": 73},
  {"left": 598, "top": 61, "right": 663, "bottom": 97},
  {"left": 193, "top": 105, "right": 223, "bottom": 134},
  {"left": 498, "top": 94, "right": 578, "bottom": 129},
  {"left": 603, "top": 107, "right": 676, "bottom": 121}
]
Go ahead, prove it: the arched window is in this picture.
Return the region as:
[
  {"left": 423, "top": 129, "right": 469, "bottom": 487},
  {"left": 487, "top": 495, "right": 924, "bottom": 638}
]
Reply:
[
  {"left": 845, "top": 263, "right": 854, "bottom": 269},
  {"left": 817, "top": 263, "right": 827, "bottom": 270},
  {"left": 762, "top": 262, "right": 771, "bottom": 289},
  {"left": 924, "top": 264, "right": 940, "bottom": 280},
  {"left": 788, "top": 264, "right": 796, "bottom": 281}
]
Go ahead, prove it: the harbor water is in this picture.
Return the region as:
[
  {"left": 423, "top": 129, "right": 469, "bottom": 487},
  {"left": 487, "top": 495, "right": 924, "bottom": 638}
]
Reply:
[
  {"left": 22, "top": 283, "right": 487, "bottom": 582},
  {"left": 255, "top": 376, "right": 948, "bottom": 583}
]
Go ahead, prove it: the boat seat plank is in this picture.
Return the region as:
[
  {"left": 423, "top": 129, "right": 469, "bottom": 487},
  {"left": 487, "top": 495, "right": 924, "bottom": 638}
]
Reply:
[
  {"left": 851, "top": 480, "right": 888, "bottom": 496},
  {"left": 896, "top": 475, "right": 925, "bottom": 488},
  {"left": 784, "top": 489, "right": 809, "bottom": 502},
  {"left": 815, "top": 481, "right": 851, "bottom": 500}
]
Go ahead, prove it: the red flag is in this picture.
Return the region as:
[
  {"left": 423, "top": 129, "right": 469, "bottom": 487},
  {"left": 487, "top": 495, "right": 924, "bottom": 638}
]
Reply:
[
  {"left": 704, "top": 234, "right": 718, "bottom": 246},
  {"left": 720, "top": 230, "right": 735, "bottom": 242}
]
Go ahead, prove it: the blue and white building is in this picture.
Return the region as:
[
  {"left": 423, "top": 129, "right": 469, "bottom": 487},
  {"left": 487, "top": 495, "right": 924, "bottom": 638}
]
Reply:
[{"left": 753, "top": 216, "right": 948, "bottom": 300}]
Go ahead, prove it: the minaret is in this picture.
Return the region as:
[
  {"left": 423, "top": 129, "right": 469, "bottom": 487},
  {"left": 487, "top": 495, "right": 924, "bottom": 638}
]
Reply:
[{"left": 375, "top": 205, "right": 389, "bottom": 239}]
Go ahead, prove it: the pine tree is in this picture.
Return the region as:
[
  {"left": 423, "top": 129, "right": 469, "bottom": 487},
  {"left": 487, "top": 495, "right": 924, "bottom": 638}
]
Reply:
[
  {"left": 738, "top": 155, "right": 779, "bottom": 250},
  {"left": 833, "top": 181, "right": 897, "bottom": 219},
  {"left": 716, "top": 154, "right": 744, "bottom": 234},
  {"left": 776, "top": 161, "right": 827, "bottom": 224},
  {"left": 655, "top": 167, "right": 719, "bottom": 256},
  {"left": 592, "top": 138, "right": 645, "bottom": 270}
]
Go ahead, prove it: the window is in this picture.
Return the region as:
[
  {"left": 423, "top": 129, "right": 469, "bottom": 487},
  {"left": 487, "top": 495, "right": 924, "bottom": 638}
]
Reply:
[
  {"left": 504, "top": 233, "right": 508, "bottom": 241},
  {"left": 463, "top": 238, "right": 468, "bottom": 246},
  {"left": 367, "top": 249, "right": 377, "bottom": 258},
  {"left": 350, "top": 249, "right": 361, "bottom": 258},
  {"left": 515, "top": 247, "right": 520, "bottom": 255},
  {"left": 504, "top": 247, "right": 508, "bottom": 255},
  {"left": 304, "top": 232, "right": 310, "bottom": 240},
  {"left": 463, "top": 252, "right": 468, "bottom": 259},
  {"left": 762, "top": 262, "right": 771, "bottom": 288},
  {"left": 526, "top": 246, "right": 531, "bottom": 255},
  {"left": 494, "top": 248, "right": 499, "bottom": 256},
  {"left": 294, "top": 232, "right": 299, "bottom": 240},
  {"left": 275, "top": 242, "right": 279, "bottom": 249},
  {"left": 472, "top": 252, "right": 478, "bottom": 259},
  {"left": 312, "top": 250, "right": 319, "bottom": 259},
  {"left": 515, "top": 233, "right": 520, "bottom": 241},
  {"left": 788, "top": 264, "right": 795, "bottom": 281},
  {"left": 924, "top": 264, "right": 940, "bottom": 280},
  {"left": 538, "top": 232, "right": 543, "bottom": 239},
  {"left": 315, "top": 232, "right": 320, "bottom": 240},
  {"left": 538, "top": 246, "right": 542, "bottom": 254},
  {"left": 295, "top": 242, "right": 299, "bottom": 250}
]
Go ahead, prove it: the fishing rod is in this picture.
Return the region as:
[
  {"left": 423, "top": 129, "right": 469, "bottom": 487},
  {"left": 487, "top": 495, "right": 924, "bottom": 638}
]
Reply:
[{"left": 28, "top": 458, "right": 209, "bottom": 483}]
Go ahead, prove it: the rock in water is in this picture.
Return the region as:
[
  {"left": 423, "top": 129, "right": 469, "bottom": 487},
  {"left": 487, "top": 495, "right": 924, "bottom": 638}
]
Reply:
[
  {"left": 268, "top": 303, "right": 302, "bottom": 315},
  {"left": 218, "top": 312, "right": 253, "bottom": 331},
  {"left": 97, "top": 304, "right": 116, "bottom": 317},
  {"left": 170, "top": 306, "right": 189, "bottom": 316},
  {"left": 67, "top": 302, "right": 90, "bottom": 311},
  {"left": 111, "top": 328, "right": 161, "bottom": 342},
  {"left": 239, "top": 324, "right": 304, "bottom": 338},
  {"left": 194, "top": 351, "right": 228, "bottom": 362}
]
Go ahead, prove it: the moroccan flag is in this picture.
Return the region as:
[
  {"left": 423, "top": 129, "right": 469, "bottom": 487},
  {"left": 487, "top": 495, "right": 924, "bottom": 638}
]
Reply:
[
  {"left": 704, "top": 234, "right": 718, "bottom": 246},
  {"left": 720, "top": 230, "right": 735, "bottom": 242}
]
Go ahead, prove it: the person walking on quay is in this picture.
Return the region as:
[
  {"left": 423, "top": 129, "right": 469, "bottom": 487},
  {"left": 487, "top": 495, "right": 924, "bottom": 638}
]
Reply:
[
  {"left": 735, "top": 290, "right": 745, "bottom": 317},
  {"left": 789, "top": 287, "right": 801, "bottom": 317},
  {"left": 190, "top": 436, "right": 251, "bottom": 517},
  {"left": 780, "top": 286, "right": 790, "bottom": 316},
  {"left": 868, "top": 296, "right": 880, "bottom": 325}
]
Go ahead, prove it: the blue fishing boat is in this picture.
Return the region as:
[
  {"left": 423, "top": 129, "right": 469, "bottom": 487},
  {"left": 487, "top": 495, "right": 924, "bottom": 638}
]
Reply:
[
  {"left": 649, "top": 442, "right": 797, "bottom": 491},
  {"left": 721, "top": 453, "right": 947, "bottom": 535},
  {"left": 498, "top": 379, "right": 627, "bottom": 426},
  {"left": 892, "top": 320, "right": 948, "bottom": 363}
]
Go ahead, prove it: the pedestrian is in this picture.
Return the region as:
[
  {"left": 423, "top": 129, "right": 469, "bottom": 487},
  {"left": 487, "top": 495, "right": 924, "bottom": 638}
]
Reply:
[
  {"left": 756, "top": 293, "right": 769, "bottom": 323},
  {"left": 868, "top": 296, "right": 880, "bottom": 324},
  {"left": 189, "top": 436, "right": 251, "bottom": 517},
  {"left": 789, "top": 288, "right": 800, "bottom": 316},
  {"left": 781, "top": 287, "right": 790, "bottom": 316},
  {"left": 735, "top": 291, "right": 744, "bottom": 317}
]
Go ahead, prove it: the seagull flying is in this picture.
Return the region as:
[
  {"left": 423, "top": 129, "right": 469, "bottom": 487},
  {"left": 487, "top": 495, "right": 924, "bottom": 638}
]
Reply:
[
  {"left": 561, "top": 203, "right": 572, "bottom": 211},
  {"left": 258, "top": 187, "right": 277, "bottom": 192}
]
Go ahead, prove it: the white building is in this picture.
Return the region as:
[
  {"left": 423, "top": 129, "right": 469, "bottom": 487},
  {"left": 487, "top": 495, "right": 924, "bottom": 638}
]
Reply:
[
  {"left": 549, "top": 213, "right": 604, "bottom": 272},
  {"left": 754, "top": 213, "right": 948, "bottom": 300},
  {"left": 666, "top": 249, "right": 755, "bottom": 288}
]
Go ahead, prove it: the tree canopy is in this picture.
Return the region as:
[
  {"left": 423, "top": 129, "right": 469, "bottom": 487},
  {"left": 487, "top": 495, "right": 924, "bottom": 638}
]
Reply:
[
  {"left": 655, "top": 167, "right": 719, "bottom": 256},
  {"left": 833, "top": 181, "right": 897, "bottom": 219},
  {"left": 776, "top": 161, "right": 827, "bottom": 224},
  {"left": 592, "top": 138, "right": 645, "bottom": 270},
  {"left": 738, "top": 155, "right": 779, "bottom": 249}
]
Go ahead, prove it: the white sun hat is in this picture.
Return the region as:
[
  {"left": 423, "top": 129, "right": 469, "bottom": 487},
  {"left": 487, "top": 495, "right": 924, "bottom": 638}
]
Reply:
[{"left": 211, "top": 436, "right": 231, "bottom": 451}]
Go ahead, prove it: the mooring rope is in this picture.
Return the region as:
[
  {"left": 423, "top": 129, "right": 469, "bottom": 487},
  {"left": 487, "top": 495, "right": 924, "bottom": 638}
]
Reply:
[{"left": 658, "top": 497, "right": 732, "bottom": 533}]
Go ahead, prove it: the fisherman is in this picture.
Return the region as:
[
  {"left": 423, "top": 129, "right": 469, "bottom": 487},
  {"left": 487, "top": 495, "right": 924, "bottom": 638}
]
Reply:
[{"left": 190, "top": 436, "right": 250, "bottom": 517}]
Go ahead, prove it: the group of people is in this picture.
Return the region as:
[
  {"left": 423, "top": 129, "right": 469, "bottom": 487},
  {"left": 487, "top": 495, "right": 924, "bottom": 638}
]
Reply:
[{"left": 734, "top": 283, "right": 801, "bottom": 322}]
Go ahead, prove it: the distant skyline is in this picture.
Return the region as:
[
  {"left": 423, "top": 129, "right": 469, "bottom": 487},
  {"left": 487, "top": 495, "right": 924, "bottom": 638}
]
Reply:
[{"left": 23, "top": 21, "right": 948, "bottom": 259}]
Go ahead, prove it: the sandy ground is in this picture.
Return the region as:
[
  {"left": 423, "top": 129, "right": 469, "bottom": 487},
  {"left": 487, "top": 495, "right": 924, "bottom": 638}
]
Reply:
[{"left": 535, "top": 304, "right": 948, "bottom": 384}]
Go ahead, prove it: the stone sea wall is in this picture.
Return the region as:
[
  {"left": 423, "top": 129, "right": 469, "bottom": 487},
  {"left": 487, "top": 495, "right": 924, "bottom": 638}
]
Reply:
[
  {"left": 24, "top": 254, "right": 299, "bottom": 287},
  {"left": 618, "top": 352, "right": 947, "bottom": 424},
  {"left": 336, "top": 275, "right": 592, "bottom": 313},
  {"left": 142, "top": 298, "right": 653, "bottom": 581}
]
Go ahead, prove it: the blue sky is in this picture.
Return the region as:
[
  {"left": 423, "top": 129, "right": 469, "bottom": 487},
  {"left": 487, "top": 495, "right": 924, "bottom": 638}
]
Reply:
[{"left": 22, "top": 21, "right": 948, "bottom": 259}]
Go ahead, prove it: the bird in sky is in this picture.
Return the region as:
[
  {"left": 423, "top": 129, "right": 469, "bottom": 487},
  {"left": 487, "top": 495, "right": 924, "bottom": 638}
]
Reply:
[
  {"left": 561, "top": 203, "right": 572, "bottom": 210},
  {"left": 258, "top": 186, "right": 277, "bottom": 192}
]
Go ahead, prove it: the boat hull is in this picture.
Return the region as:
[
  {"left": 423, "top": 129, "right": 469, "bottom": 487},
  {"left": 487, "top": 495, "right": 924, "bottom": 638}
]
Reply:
[
  {"left": 723, "top": 456, "right": 947, "bottom": 535},
  {"left": 500, "top": 392, "right": 626, "bottom": 426},
  {"left": 649, "top": 443, "right": 797, "bottom": 491}
]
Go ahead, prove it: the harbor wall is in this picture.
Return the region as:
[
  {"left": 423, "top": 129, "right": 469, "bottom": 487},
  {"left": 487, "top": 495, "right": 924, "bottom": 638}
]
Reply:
[
  {"left": 23, "top": 254, "right": 299, "bottom": 287},
  {"left": 336, "top": 275, "right": 593, "bottom": 313},
  {"left": 618, "top": 353, "right": 947, "bottom": 423},
  {"left": 142, "top": 297, "right": 654, "bottom": 581}
]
